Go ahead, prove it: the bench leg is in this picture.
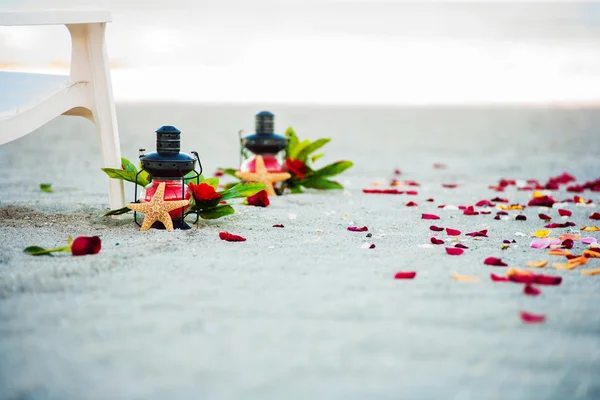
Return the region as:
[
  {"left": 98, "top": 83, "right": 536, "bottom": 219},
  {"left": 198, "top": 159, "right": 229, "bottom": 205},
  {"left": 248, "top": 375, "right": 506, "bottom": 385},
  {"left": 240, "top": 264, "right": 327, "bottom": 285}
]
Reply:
[{"left": 68, "top": 23, "right": 125, "bottom": 210}]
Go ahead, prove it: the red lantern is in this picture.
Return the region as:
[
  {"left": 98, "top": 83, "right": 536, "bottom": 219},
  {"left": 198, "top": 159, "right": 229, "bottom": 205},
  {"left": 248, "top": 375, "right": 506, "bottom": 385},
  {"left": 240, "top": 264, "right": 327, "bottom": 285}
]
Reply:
[{"left": 240, "top": 111, "right": 288, "bottom": 173}]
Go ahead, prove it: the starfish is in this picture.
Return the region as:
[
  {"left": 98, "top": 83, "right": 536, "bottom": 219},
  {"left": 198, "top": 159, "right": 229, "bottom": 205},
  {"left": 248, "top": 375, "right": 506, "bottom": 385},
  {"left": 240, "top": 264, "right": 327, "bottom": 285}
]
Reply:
[
  {"left": 235, "top": 155, "right": 291, "bottom": 196},
  {"left": 127, "top": 182, "right": 189, "bottom": 231}
]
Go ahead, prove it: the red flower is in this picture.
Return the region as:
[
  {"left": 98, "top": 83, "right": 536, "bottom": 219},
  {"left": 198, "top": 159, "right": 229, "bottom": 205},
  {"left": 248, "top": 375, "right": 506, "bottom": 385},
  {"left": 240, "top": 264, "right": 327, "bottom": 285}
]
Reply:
[
  {"left": 247, "top": 190, "right": 270, "bottom": 207},
  {"left": 348, "top": 226, "right": 368, "bottom": 232},
  {"left": 394, "top": 271, "right": 417, "bottom": 279},
  {"left": 219, "top": 232, "right": 246, "bottom": 242},
  {"left": 188, "top": 182, "right": 222, "bottom": 201},
  {"left": 71, "top": 236, "right": 102, "bottom": 256},
  {"left": 484, "top": 257, "right": 508, "bottom": 267},
  {"left": 286, "top": 158, "right": 308, "bottom": 180}
]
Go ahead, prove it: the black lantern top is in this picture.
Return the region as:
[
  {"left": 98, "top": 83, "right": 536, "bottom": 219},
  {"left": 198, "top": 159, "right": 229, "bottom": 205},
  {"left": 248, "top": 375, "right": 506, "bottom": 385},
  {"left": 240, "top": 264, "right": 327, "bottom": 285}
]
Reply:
[
  {"left": 139, "top": 126, "right": 197, "bottom": 179},
  {"left": 241, "top": 111, "right": 288, "bottom": 154}
]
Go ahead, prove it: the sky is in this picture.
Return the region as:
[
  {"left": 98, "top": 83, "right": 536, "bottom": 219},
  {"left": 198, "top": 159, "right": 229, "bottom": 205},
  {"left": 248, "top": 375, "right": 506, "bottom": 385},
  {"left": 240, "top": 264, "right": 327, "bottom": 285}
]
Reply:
[{"left": 1, "top": 0, "right": 600, "bottom": 104}]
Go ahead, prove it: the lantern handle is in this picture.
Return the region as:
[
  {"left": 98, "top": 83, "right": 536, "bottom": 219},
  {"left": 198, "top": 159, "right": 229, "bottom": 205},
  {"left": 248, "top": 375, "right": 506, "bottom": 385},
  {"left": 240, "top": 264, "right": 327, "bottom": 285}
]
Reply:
[{"left": 191, "top": 151, "right": 202, "bottom": 176}]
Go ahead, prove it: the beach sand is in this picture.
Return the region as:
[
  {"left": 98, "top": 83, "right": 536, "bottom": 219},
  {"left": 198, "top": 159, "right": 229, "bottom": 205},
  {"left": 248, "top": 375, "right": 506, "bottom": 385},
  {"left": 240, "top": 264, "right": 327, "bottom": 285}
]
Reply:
[{"left": 1, "top": 104, "right": 600, "bottom": 399}]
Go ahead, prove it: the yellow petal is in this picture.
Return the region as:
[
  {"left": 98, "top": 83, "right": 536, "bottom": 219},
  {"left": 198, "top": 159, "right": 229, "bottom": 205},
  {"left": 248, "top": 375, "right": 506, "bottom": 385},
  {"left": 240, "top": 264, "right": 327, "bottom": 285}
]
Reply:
[
  {"left": 581, "top": 226, "right": 600, "bottom": 232},
  {"left": 526, "top": 260, "right": 548, "bottom": 268},
  {"left": 531, "top": 229, "right": 551, "bottom": 238},
  {"left": 451, "top": 272, "right": 480, "bottom": 282},
  {"left": 506, "top": 268, "right": 533, "bottom": 277},
  {"left": 533, "top": 190, "right": 545, "bottom": 198},
  {"left": 548, "top": 249, "right": 571, "bottom": 256},
  {"left": 553, "top": 262, "right": 577, "bottom": 270},
  {"left": 581, "top": 268, "right": 600, "bottom": 276},
  {"left": 500, "top": 244, "right": 510, "bottom": 250}
]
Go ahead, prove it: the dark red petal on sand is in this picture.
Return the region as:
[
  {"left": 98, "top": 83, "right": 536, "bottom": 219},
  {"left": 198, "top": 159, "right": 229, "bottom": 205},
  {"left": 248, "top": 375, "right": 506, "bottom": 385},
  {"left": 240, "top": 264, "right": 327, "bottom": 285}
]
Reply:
[
  {"left": 445, "top": 247, "right": 464, "bottom": 256},
  {"left": 446, "top": 228, "right": 461, "bottom": 236},
  {"left": 348, "top": 226, "right": 368, "bottom": 232},
  {"left": 521, "top": 311, "right": 546, "bottom": 324},
  {"left": 497, "top": 211, "right": 508, "bottom": 215},
  {"left": 545, "top": 222, "right": 576, "bottom": 228},
  {"left": 484, "top": 257, "right": 508, "bottom": 266},
  {"left": 491, "top": 197, "right": 509, "bottom": 203},
  {"left": 490, "top": 273, "right": 510, "bottom": 282},
  {"left": 430, "top": 225, "right": 444, "bottom": 232},
  {"left": 528, "top": 196, "right": 555, "bottom": 207},
  {"left": 363, "top": 189, "right": 404, "bottom": 194},
  {"left": 431, "top": 237, "right": 445, "bottom": 245},
  {"left": 406, "top": 190, "right": 418, "bottom": 195},
  {"left": 455, "top": 243, "right": 469, "bottom": 249},
  {"left": 476, "top": 200, "right": 495, "bottom": 207},
  {"left": 443, "top": 183, "right": 458, "bottom": 188},
  {"left": 534, "top": 274, "right": 562, "bottom": 285},
  {"left": 272, "top": 224, "right": 284, "bottom": 228},
  {"left": 590, "top": 212, "right": 600, "bottom": 220},
  {"left": 558, "top": 209, "right": 572, "bottom": 217},
  {"left": 463, "top": 206, "right": 479, "bottom": 216},
  {"left": 516, "top": 215, "right": 527, "bottom": 221},
  {"left": 561, "top": 239, "right": 574, "bottom": 249},
  {"left": 510, "top": 273, "right": 535, "bottom": 284},
  {"left": 406, "top": 201, "right": 418, "bottom": 207},
  {"left": 422, "top": 214, "right": 440, "bottom": 220},
  {"left": 426, "top": 198, "right": 435, "bottom": 202},
  {"left": 524, "top": 284, "right": 541, "bottom": 296},
  {"left": 219, "top": 232, "right": 247, "bottom": 242},
  {"left": 71, "top": 236, "right": 102, "bottom": 256},
  {"left": 394, "top": 271, "right": 417, "bottom": 279},
  {"left": 481, "top": 211, "right": 491, "bottom": 215},
  {"left": 538, "top": 213, "right": 551, "bottom": 221},
  {"left": 369, "top": 244, "right": 376, "bottom": 249},
  {"left": 466, "top": 230, "right": 488, "bottom": 237}
]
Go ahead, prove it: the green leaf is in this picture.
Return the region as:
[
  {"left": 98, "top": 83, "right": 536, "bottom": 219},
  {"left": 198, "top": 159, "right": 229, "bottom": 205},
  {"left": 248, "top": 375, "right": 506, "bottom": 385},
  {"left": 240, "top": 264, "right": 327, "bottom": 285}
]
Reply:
[
  {"left": 295, "top": 138, "right": 331, "bottom": 162},
  {"left": 103, "top": 206, "right": 133, "bottom": 216},
  {"left": 39, "top": 183, "right": 53, "bottom": 193},
  {"left": 301, "top": 177, "right": 344, "bottom": 190},
  {"left": 121, "top": 158, "right": 137, "bottom": 173},
  {"left": 204, "top": 178, "right": 219, "bottom": 189},
  {"left": 288, "top": 139, "right": 311, "bottom": 160},
  {"left": 285, "top": 127, "right": 299, "bottom": 155},
  {"left": 198, "top": 204, "right": 235, "bottom": 220},
  {"left": 23, "top": 246, "right": 53, "bottom": 256},
  {"left": 311, "top": 153, "right": 325, "bottom": 163},
  {"left": 138, "top": 170, "right": 152, "bottom": 186},
  {"left": 221, "top": 182, "right": 238, "bottom": 191},
  {"left": 184, "top": 172, "right": 203, "bottom": 185},
  {"left": 101, "top": 168, "right": 150, "bottom": 187},
  {"left": 220, "top": 182, "right": 266, "bottom": 200},
  {"left": 313, "top": 161, "right": 353, "bottom": 177},
  {"left": 218, "top": 168, "right": 240, "bottom": 179}
]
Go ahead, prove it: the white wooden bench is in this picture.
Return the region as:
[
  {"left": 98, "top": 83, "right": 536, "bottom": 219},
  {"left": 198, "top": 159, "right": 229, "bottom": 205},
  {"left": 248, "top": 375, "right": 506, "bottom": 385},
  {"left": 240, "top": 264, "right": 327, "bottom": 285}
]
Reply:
[{"left": 0, "top": 10, "right": 125, "bottom": 210}]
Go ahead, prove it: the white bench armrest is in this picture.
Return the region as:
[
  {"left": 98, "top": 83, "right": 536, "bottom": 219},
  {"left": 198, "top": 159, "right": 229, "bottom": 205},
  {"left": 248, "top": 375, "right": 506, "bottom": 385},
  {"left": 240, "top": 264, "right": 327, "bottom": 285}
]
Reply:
[{"left": 0, "top": 9, "right": 111, "bottom": 26}]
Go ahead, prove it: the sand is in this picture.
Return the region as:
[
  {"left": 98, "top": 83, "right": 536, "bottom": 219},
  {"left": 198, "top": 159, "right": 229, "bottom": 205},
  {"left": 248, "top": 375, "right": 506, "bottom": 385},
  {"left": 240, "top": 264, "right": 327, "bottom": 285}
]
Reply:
[{"left": 1, "top": 104, "right": 600, "bottom": 400}]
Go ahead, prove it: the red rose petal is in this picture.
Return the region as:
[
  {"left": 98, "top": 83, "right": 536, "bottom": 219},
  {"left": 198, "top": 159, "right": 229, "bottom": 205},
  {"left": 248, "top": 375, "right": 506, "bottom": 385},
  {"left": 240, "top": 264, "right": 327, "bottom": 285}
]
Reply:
[
  {"left": 369, "top": 244, "right": 376, "bottom": 249},
  {"left": 558, "top": 209, "right": 572, "bottom": 217},
  {"left": 446, "top": 228, "right": 461, "bottom": 236},
  {"left": 406, "top": 190, "right": 418, "bottom": 195},
  {"left": 466, "top": 230, "right": 488, "bottom": 237},
  {"left": 219, "top": 232, "right": 246, "bottom": 242},
  {"left": 520, "top": 311, "right": 546, "bottom": 324},
  {"left": 516, "top": 215, "right": 527, "bottom": 221},
  {"left": 442, "top": 183, "right": 458, "bottom": 188},
  {"left": 528, "top": 196, "right": 555, "bottom": 207},
  {"left": 476, "top": 200, "right": 495, "bottom": 207},
  {"left": 286, "top": 158, "right": 309, "bottom": 180},
  {"left": 534, "top": 274, "right": 562, "bottom": 285},
  {"left": 545, "top": 222, "right": 576, "bottom": 228},
  {"left": 433, "top": 163, "right": 446, "bottom": 169},
  {"left": 214, "top": 170, "right": 224, "bottom": 177},
  {"left": 455, "top": 243, "right": 469, "bottom": 249},
  {"left": 272, "top": 224, "right": 284, "bottom": 228},
  {"left": 509, "top": 273, "right": 535, "bottom": 284},
  {"left": 590, "top": 212, "right": 600, "bottom": 220},
  {"left": 524, "top": 284, "right": 541, "bottom": 296},
  {"left": 362, "top": 189, "right": 404, "bottom": 194},
  {"left": 484, "top": 257, "right": 508, "bottom": 267},
  {"left": 348, "top": 226, "right": 368, "bottom": 232},
  {"left": 445, "top": 247, "right": 464, "bottom": 256},
  {"left": 405, "top": 201, "right": 418, "bottom": 207},
  {"left": 246, "top": 190, "right": 270, "bottom": 207},
  {"left": 463, "top": 206, "right": 479, "bottom": 216},
  {"left": 561, "top": 239, "right": 574, "bottom": 249},
  {"left": 394, "top": 271, "right": 417, "bottom": 279},
  {"left": 394, "top": 169, "right": 401, "bottom": 175},
  {"left": 490, "top": 273, "right": 509, "bottom": 282},
  {"left": 538, "top": 213, "right": 551, "bottom": 221},
  {"left": 422, "top": 214, "right": 440, "bottom": 220},
  {"left": 491, "top": 197, "right": 509, "bottom": 203},
  {"left": 71, "top": 236, "right": 102, "bottom": 256},
  {"left": 429, "top": 225, "right": 444, "bottom": 232},
  {"left": 426, "top": 198, "right": 435, "bottom": 202},
  {"left": 431, "top": 237, "right": 445, "bottom": 245}
]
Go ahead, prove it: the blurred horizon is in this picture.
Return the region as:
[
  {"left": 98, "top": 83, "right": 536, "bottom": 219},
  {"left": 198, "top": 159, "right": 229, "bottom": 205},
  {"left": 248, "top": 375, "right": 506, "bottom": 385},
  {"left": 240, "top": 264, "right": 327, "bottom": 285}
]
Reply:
[{"left": 2, "top": 0, "right": 600, "bottom": 105}]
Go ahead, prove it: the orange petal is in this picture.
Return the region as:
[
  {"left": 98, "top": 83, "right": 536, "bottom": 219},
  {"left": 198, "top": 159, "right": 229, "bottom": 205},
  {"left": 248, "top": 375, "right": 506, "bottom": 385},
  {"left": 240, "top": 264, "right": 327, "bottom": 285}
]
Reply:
[
  {"left": 559, "top": 233, "right": 581, "bottom": 241},
  {"left": 451, "top": 272, "right": 480, "bottom": 282},
  {"left": 583, "top": 249, "right": 600, "bottom": 258},
  {"left": 553, "top": 262, "right": 578, "bottom": 270},
  {"left": 581, "top": 268, "right": 600, "bottom": 276},
  {"left": 548, "top": 249, "right": 571, "bottom": 256},
  {"left": 568, "top": 256, "right": 588, "bottom": 267},
  {"left": 581, "top": 226, "right": 600, "bottom": 232},
  {"left": 526, "top": 260, "right": 548, "bottom": 268},
  {"left": 531, "top": 229, "right": 551, "bottom": 238},
  {"left": 506, "top": 268, "right": 534, "bottom": 277}
]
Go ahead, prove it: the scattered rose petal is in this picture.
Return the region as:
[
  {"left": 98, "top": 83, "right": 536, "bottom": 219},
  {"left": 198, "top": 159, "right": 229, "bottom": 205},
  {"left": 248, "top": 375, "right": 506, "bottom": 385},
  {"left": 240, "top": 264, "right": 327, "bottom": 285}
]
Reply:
[
  {"left": 348, "top": 226, "right": 368, "bottom": 232},
  {"left": 430, "top": 225, "right": 444, "bottom": 232},
  {"left": 553, "top": 262, "right": 577, "bottom": 270},
  {"left": 369, "top": 244, "right": 376, "bottom": 249},
  {"left": 581, "top": 237, "right": 598, "bottom": 245},
  {"left": 531, "top": 229, "right": 551, "bottom": 238},
  {"left": 559, "top": 233, "right": 581, "bottom": 241},
  {"left": 466, "top": 230, "right": 488, "bottom": 238},
  {"left": 583, "top": 249, "right": 600, "bottom": 258},
  {"left": 446, "top": 247, "right": 464, "bottom": 256},
  {"left": 71, "top": 236, "right": 102, "bottom": 256},
  {"left": 219, "top": 232, "right": 246, "bottom": 242},
  {"left": 528, "top": 196, "right": 555, "bottom": 207},
  {"left": 497, "top": 211, "right": 509, "bottom": 215},
  {"left": 443, "top": 183, "right": 458, "bottom": 189},
  {"left": 363, "top": 189, "right": 404, "bottom": 194},
  {"left": 491, "top": 273, "right": 510, "bottom": 282},
  {"left": 406, "top": 190, "right": 418, "bottom": 195},
  {"left": 581, "top": 268, "right": 600, "bottom": 276},
  {"left": 394, "top": 271, "right": 417, "bottom": 279},
  {"left": 491, "top": 197, "right": 509, "bottom": 203},
  {"left": 446, "top": 228, "right": 461, "bottom": 236},
  {"left": 521, "top": 311, "right": 546, "bottom": 324},
  {"left": 272, "top": 224, "right": 284, "bottom": 228},
  {"left": 484, "top": 257, "right": 508, "bottom": 266},
  {"left": 582, "top": 226, "right": 600, "bottom": 231},
  {"left": 538, "top": 213, "right": 551, "bottom": 221},
  {"left": 526, "top": 260, "right": 548, "bottom": 268},
  {"left": 548, "top": 249, "right": 571, "bottom": 256},
  {"left": 451, "top": 272, "right": 480, "bottom": 282},
  {"left": 463, "top": 206, "right": 479, "bottom": 216},
  {"left": 246, "top": 190, "right": 270, "bottom": 207},
  {"left": 534, "top": 274, "right": 562, "bottom": 285},
  {"left": 422, "top": 213, "right": 440, "bottom": 220},
  {"left": 394, "top": 168, "right": 401, "bottom": 175},
  {"left": 561, "top": 239, "right": 574, "bottom": 249},
  {"left": 530, "top": 239, "right": 553, "bottom": 249},
  {"left": 545, "top": 222, "right": 576, "bottom": 228},
  {"left": 454, "top": 243, "right": 468, "bottom": 249},
  {"left": 430, "top": 237, "right": 445, "bottom": 245},
  {"left": 476, "top": 200, "right": 495, "bottom": 207},
  {"left": 590, "top": 212, "right": 600, "bottom": 220},
  {"left": 558, "top": 209, "right": 572, "bottom": 217},
  {"left": 516, "top": 215, "right": 527, "bottom": 221},
  {"left": 426, "top": 198, "right": 435, "bottom": 202},
  {"left": 524, "top": 284, "right": 541, "bottom": 296},
  {"left": 406, "top": 201, "right": 418, "bottom": 207},
  {"left": 433, "top": 163, "right": 446, "bottom": 169}
]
